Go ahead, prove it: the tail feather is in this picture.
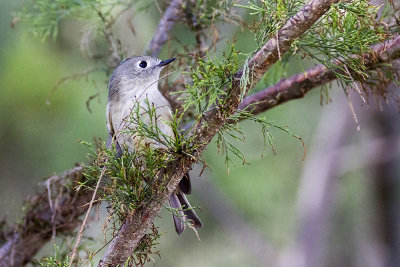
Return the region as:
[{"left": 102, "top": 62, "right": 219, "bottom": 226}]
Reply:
[
  {"left": 177, "top": 192, "right": 203, "bottom": 228},
  {"left": 178, "top": 174, "right": 191, "bottom": 194},
  {"left": 169, "top": 193, "right": 186, "bottom": 235},
  {"left": 169, "top": 191, "right": 203, "bottom": 235}
]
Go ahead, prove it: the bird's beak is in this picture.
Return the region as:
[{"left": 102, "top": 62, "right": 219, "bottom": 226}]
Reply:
[{"left": 158, "top": 58, "right": 176, "bottom": 67}]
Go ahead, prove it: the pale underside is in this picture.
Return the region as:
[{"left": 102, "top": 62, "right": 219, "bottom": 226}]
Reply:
[{"left": 106, "top": 85, "right": 174, "bottom": 151}]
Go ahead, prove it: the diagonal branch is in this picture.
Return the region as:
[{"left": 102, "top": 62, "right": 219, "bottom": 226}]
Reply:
[
  {"left": 99, "top": 0, "right": 342, "bottom": 265},
  {"left": 239, "top": 35, "right": 400, "bottom": 116},
  {"left": 192, "top": 0, "right": 342, "bottom": 145},
  {"left": 145, "top": 0, "right": 184, "bottom": 58}
]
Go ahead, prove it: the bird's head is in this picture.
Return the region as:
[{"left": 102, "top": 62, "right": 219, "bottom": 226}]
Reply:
[{"left": 108, "top": 56, "right": 175, "bottom": 99}]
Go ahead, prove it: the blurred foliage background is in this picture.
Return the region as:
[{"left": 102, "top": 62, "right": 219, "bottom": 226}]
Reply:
[{"left": 0, "top": 0, "right": 399, "bottom": 266}]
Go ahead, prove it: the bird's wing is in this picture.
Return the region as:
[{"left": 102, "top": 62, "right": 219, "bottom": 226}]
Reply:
[
  {"left": 106, "top": 102, "right": 114, "bottom": 136},
  {"left": 106, "top": 103, "right": 122, "bottom": 157}
]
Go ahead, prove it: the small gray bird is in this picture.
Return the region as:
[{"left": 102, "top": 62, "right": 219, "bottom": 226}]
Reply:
[{"left": 106, "top": 56, "right": 202, "bottom": 234}]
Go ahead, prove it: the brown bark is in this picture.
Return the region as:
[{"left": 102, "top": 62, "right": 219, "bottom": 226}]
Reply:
[
  {"left": 145, "top": 0, "right": 184, "bottom": 58},
  {"left": 239, "top": 35, "right": 400, "bottom": 115},
  {"left": 0, "top": 166, "right": 89, "bottom": 267}
]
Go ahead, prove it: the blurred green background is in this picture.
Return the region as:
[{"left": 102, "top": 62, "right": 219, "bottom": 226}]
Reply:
[{"left": 1, "top": 1, "right": 399, "bottom": 267}]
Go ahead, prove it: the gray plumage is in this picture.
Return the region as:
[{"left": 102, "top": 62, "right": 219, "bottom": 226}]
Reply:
[
  {"left": 106, "top": 56, "right": 202, "bottom": 235},
  {"left": 107, "top": 56, "right": 173, "bottom": 151}
]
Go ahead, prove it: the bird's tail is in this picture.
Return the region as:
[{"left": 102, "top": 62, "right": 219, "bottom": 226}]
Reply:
[{"left": 168, "top": 176, "right": 202, "bottom": 235}]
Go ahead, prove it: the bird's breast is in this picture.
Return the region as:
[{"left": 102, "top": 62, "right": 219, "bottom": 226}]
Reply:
[{"left": 109, "top": 88, "right": 174, "bottom": 151}]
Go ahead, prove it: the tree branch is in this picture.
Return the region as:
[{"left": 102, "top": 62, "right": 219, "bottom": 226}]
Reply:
[
  {"left": 192, "top": 0, "right": 342, "bottom": 145},
  {"left": 0, "top": 166, "right": 89, "bottom": 267},
  {"left": 239, "top": 35, "right": 400, "bottom": 116},
  {"left": 99, "top": 0, "right": 342, "bottom": 265},
  {"left": 145, "top": 0, "right": 184, "bottom": 57}
]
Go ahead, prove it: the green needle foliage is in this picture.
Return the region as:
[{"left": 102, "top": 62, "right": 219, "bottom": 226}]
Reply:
[
  {"left": 82, "top": 144, "right": 170, "bottom": 224},
  {"left": 238, "top": 0, "right": 389, "bottom": 83},
  {"left": 217, "top": 108, "right": 305, "bottom": 167},
  {"left": 178, "top": 44, "right": 240, "bottom": 114},
  {"left": 235, "top": 0, "right": 304, "bottom": 47},
  {"left": 295, "top": 0, "right": 387, "bottom": 82},
  {"left": 238, "top": 0, "right": 396, "bottom": 99},
  {"left": 126, "top": 99, "right": 201, "bottom": 157},
  {"left": 81, "top": 140, "right": 166, "bottom": 265},
  {"left": 16, "top": 0, "right": 136, "bottom": 41},
  {"left": 175, "top": 44, "right": 301, "bottom": 166},
  {"left": 35, "top": 245, "right": 71, "bottom": 267}
]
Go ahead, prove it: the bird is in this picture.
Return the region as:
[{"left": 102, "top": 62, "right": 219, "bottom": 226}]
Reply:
[{"left": 106, "top": 55, "right": 202, "bottom": 234}]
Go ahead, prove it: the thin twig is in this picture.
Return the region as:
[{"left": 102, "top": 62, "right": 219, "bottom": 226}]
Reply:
[{"left": 68, "top": 161, "right": 108, "bottom": 266}]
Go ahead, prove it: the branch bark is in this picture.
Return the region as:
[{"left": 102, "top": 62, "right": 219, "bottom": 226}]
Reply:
[
  {"left": 145, "top": 0, "right": 184, "bottom": 58},
  {"left": 239, "top": 35, "right": 400, "bottom": 116},
  {"left": 0, "top": 166, "right": 89, "bottom": 267}
]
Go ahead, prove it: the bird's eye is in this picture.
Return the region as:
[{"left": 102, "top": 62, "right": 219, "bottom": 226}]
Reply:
[{"left": 139, "top": 61, "right": 147, "bottom": 68}]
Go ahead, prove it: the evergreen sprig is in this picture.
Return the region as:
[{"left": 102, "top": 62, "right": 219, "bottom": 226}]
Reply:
[
  {"left": 216, "top": 108, "right": 305, "bottom": 167},
  {"left": 34, "top": 244, "right": 71, "bottom": 267},
  {"left": 294, "top": 0, "right": 386, "bottom": 82},
  {"left": 178, "top": 44, "right": 240, "bottom": 114},
  {"left": 17, "top": 0, "right": 135, "bottom": 41},
  {"left": 235, "top": 0, "right": 304, "bottom": 47}
]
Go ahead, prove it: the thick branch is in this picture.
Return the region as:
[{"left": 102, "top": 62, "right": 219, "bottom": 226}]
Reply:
[
  {"left": 193, "top": 0, "right": 341, "bottom": 146},
  {"left": 239, "top": 35, "right": 400, "bottom": 115},
  {"left": 0, "top": 166, "right": 89, "bottom": 267},
  {"left": 99, "top": 0, "right": 341, "bottom": 265}
]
